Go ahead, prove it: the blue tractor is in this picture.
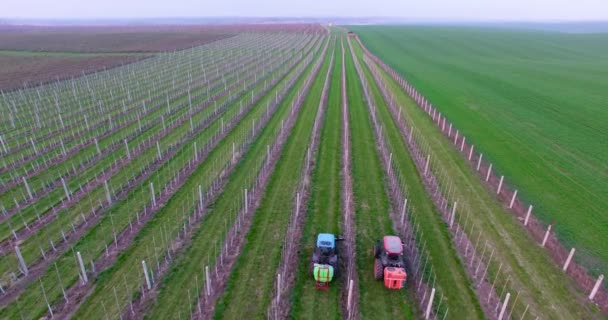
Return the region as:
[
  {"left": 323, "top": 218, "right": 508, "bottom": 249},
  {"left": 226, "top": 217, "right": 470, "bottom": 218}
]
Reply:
[{"left": 310, "top": 233, "right": 343, "bottom": 289}]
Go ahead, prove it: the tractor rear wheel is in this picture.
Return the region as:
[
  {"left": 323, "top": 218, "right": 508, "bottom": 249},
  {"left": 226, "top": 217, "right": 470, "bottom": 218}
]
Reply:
[{"left": 373, "top": 258, "right": 383, "bottom": 280}]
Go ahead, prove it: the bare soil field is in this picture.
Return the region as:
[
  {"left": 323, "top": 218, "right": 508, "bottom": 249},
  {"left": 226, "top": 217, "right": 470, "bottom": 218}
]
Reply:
[
  {"left": 0, "top": 24, "right": 324, "bottom": 53},
  {"left": 0, "top": 54, "right": 147, "bottom": 91}
]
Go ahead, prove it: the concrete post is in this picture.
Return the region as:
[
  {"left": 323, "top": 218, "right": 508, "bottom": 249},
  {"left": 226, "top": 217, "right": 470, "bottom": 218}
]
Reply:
[
  {"left": 194, "top": 142, "right": 198, "bottom": 162},
  {"left": 496, "top": 176, "right": 504, "bottom": 194},
  {"left": 198, "top": 185, "right": 203, "bottom": 210},
  {"left": 124, "top": 139, "right": 131, "bottom": 159},
  {"left": 498, "top": 293, "right": 511, "bottom": 320},
  {"left": 347, "top": 279, "right": 354, "bottom": 313},
  {"left": 589, "top": 275, "right": 604, "bottom": 300},
  {"left": 30, "top": 137, "right": 38, "bottom": 154},
  {"left": 277, "top": 273, "right": 282, "bottom": 305},
  {"left": 468, "top": 145, "right": 474, "bottom": 161},
  {"left": 425, "top": 288, "right": 436, "bottom": 319},
  {"left": 542, "top": 224, "right": 552, "bottom": 247},
  {"left": 563, "top": 248, "right": 576, "bottom": 271},
  {"left": 400, "top": 198, "right": 408, "bottom": 226},
  {"left": 509, "top": 190, "right": 518, "bottom": 209},
  {"left": 61, "top": 178, "right": 71, "bottom": 201},
  {"left": 15, "top": 245, "right": 28, "bottom": 275},
  {"left": 150, "top": 182, "right": 156, "bottom": 207},
  {"left": 104, "top": 180, "right": 112, "bottom": 205},
  {"left": 524, "top": 205, "right": 533, "bottom": 226},
  {"left": 450, "top": 202, "right": 457, "bottom": 229},
  {"left": 205, "top": 265, "right": 211, "bottom": 296},
  {"left": 23, "top": 177, "right": 33, "bottom": 200},
  {"left": 477, "top": 154, "right": 483, "bottom": 171},
  {"left": 424, "top": 154, "right": 430, "bottom": 176},
  {"left": 77, "top": 251, "right": 88, "bottom": 284},
  {"left": 460, "top": 137, "right": 466, "bottom": 152},
  {"left": 142, "top": 260, "right": 151, "bottom": 289},
  {"left": 244, "top": 189, "right": 248, "bottom": 214},
  {"left": 485, "top": 164, "right": 493, "bottom": 182},
  {"left": 156, "top": 141, "right": 162, "bottom": 160},
  {"left": 94, "top": 138, "right": 101, "bottom": 155}
]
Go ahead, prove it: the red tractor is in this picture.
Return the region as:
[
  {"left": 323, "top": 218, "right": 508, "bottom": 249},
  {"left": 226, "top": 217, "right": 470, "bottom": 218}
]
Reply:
[{"left": 373, "top": 235, "right": 407, "bottom": 289}]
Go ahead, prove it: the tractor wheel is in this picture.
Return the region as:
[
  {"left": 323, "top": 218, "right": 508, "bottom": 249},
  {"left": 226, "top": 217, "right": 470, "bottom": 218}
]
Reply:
[
  {"left": 373, "top": 258, "right": 383, "bottom": 280},
  {"left": 373, "top": 243, "right": 381, "bottom": 258}
]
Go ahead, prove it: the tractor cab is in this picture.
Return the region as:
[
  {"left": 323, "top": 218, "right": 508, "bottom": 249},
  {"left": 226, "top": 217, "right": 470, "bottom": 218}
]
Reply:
[
  {"left": 374, "top": 235, "right": 407, "bottom": 289},
  {"left": 383, "top": 235, "right": 404, "bottom": 263},
  {"left": 317, "top": 233, "right": 336, "bottom": 256}
]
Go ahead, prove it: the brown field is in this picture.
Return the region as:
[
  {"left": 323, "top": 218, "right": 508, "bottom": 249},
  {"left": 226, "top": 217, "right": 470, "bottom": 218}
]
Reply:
[
  {"left": 0, "top": 24, "right": 327, "bottom": 53},
  {"left": 0, "top": 54, "right": 147, "bottom": 91},
  {"left": 0, "top": 26, "right": 235, "bottom": 53}
]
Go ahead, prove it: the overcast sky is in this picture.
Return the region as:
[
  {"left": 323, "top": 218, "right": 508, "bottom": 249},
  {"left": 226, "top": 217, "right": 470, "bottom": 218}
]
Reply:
[{"left": 3, "top": 0, "right": 608, "bottom": 21}]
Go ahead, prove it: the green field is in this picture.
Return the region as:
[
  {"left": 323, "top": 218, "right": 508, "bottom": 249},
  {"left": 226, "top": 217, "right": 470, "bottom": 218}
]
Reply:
[{"left": 350, "top": 26, "right": 608, "bottom": 274}]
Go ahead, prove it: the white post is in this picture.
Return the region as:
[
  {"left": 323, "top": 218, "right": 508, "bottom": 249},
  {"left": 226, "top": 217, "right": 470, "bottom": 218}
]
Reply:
[
  {"left": 23, "top": 177, "right": 33, "bottom": 200},
  {"left": 156, "top": 141, "right": 162, "bottom": 160},
  {"left": 509, "top": 190, "right": 518, "bottom": 209},
  {"left": 542, "top": 224, "right": 552, "bottom": 247},
  {"left": 454, "top": 131, "right": 459, "bottom": 144},
  {"left": 150, "top": 182, "right": 157, "bottom": 207},
  {"left": 498, "top": 292, "right": 511, "bottom": 320},
  {"left": 244, "top": 189, "right": 248, "bottom": 214},
  {"left": 450, "top": 202, "right": 457, "bottom": 229},
  {"left": 563, "top": 248, "right": 576, "bottom": 271},
  {"left": 496, "top": 176, "right": 504, "bottom": 194},
  {"left": 485, "top": 164, "right": 493, "bottom": 182},
  {"left": 30, "top": 137, "right": 38, "bottom": 154},
  {"left": 15, "top": 245, "right": 28, "bottom": 275},
  {"left": 104, "top": 180, "right": 112, "bottom": 204},
  {"left": 61, "top": 178, "right": 71, "bottom": 201},
  {"left": 425, "top": 288, "right": 436, "bottom": 319},
  {"left": 232, "top": 142, "right": 236, "bottom": 163},
  {"left": 387, "top": 152, "right": 393, "bottom": 175},
  {"left": 124, "top": 139, "right": 131, "bottom": 159},
  {"left": 94, "top": 138, "right": 101, "bottom": 155},
  {"left": 589, "top": 275, "right": 604, "bottom": 300},
  {"left": 205, "top": 265, "right": 211, "bottom": 296},
  {"left": 198, "top": 185, "right": 203, "bottom": 210},
  {"left": 468, "top": 144, "right": 474, "bottom": 161},
  {"left": 277, "top": 273, "right": 282, "bottom": 304},
  {"left": 347, "top": 279, "right": 354, "bottom": 312},
  {"left": 194, "top": 142, "right": 198, "bottom": 162},
  {"left": 409, "top": 126, "right": 414, "bottom": 142},
  {"left": 142, "top": 260, "right": 152, "bottom": 289},
  {"left": 424, "top": 154, "right": 430, "bottom": 176},
  {"left": 77, "top": 251, "right": 88, "bottom": 283},
  {"left": 400, "top": 198, "right": 408, "bottom": 226},
  {"left": 477, "top": 154, "right": 483, "bottom": 171},
  {"left": 460, "top": 136, "right": 466, "bottom": 152},
  {"left": 524, "top": 205, "right": 533, "bottom": 226}
]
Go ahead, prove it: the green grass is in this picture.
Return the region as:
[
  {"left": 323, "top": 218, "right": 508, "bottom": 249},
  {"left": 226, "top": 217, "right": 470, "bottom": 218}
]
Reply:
[
  {"left": 349, "top": 26, "right": 608, "bottom": 276},
  {"left": 365, "top": 45, "right": 600, "bottom": 318},
  {"left": 344, "top": 38, "right": 415, "bottom": 319},
  {"left": 213, "top": 39, "right": 331, "bottom": 320},
  {"left": 289, "top": 39, "right": 342, "bottom": 320},
  {"left": 351, "top": 38, "right": 484, "bottom": 319}
]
